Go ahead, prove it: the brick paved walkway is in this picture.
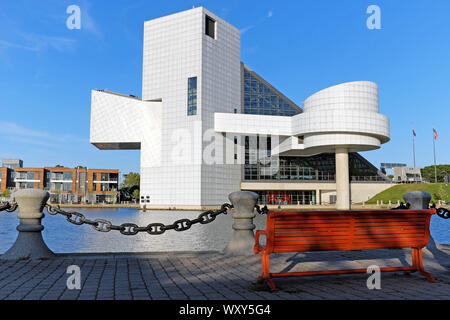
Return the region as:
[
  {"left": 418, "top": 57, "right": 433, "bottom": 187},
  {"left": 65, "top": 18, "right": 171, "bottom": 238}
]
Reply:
[{"left": 0, "top": 244, "right": 449, "bottom": 300}]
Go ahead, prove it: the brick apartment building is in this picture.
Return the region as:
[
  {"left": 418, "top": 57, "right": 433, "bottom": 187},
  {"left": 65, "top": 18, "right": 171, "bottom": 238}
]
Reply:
[{"left": 0, "top": 159, "right": 119, "bottom": 204}]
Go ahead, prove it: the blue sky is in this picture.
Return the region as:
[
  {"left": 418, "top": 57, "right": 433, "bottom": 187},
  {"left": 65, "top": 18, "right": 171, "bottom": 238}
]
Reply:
[{"left": 0, "top": 0, "right": 449, "bottom": 177}]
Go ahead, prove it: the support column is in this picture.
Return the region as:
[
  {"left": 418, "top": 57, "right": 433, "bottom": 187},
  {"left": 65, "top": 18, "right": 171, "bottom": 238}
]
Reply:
[
  {"left": 316, "top": 189, "right": 321, "bottom": 205},
  {"left": 335, "top": 147, "right": 350, "bottom": 210}
]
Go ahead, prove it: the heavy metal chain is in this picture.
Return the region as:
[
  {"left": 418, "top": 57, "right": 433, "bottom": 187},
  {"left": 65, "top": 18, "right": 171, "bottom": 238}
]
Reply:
[
  {"left": 392, "top": 202, "right": 410, "bottom": 210},
  {"left": 45, "top": 202, "right": 269, "bottom": 235},
  {"left": 394, "top": 202, "right": 449, "bottom": 219},
  {"left": 255, "top": 204, "right": 269, "bottom": 215},
  {"left": 0, "top": 201, "right": 18, "bottom": 213},
  {"left": 2, "top": 199, "right": 268, "bottom": 235},
  {"left": 431, "top": 204, "right": 450, "bottom": 219},
  {"left": 436, "top": 208, "right": 450, "bottom": 219}
]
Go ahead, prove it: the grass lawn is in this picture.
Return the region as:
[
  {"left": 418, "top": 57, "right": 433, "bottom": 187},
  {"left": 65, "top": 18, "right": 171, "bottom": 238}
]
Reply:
[{"left": 366, "top": 183, "right": 450, "bottom": 204}]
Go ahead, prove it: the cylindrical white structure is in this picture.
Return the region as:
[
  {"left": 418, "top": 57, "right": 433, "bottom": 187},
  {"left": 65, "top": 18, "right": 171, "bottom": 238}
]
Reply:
[{"left": 335, "top": 147, "right": 350, "bottom": 210}]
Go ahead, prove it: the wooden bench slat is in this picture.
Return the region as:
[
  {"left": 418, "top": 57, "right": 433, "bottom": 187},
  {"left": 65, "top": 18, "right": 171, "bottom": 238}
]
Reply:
[{"left": 275, "top": 232, "right": 351, "bottom": 237}]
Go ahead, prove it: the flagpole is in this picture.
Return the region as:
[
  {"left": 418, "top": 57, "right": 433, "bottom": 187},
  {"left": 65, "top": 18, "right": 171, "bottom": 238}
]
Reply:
[
  {"left": 412, "top": 131, "right": 416, "bottom": 167},
  {"left": 433, "top": 131, "right": 437, "bottom": 183},
  {"left": 412, "top": 129, "right": 416, "bottom": 182}
]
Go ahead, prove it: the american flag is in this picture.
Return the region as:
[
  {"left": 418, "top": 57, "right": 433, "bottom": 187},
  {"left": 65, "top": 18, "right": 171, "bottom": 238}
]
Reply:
[
  {"left": 433, "top": 128, "right": 438, "bottom": 140},
  {"left": 412, "top": 129, "right": 416, "bottom": 137}
]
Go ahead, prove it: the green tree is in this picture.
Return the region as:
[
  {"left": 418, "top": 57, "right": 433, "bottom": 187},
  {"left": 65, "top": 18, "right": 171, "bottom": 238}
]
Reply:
[
  {"left": 1, "top": 189, "right": 11, "bottom": 198},
  {"left": 421, "top": 165, "right": 450, "bottom": 182},
  {"left": 132, "top": 189, "right": 140, "bottom": 199},
  {"left": 433, "top": 184, "right": 447, "bottom": 201},
  {"left": 122, "top": 172, "right": 140, "bottom": 188}
]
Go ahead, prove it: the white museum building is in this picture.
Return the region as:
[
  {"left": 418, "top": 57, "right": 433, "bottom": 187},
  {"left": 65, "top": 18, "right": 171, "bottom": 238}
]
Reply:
[{"left": 90, "top": 7, "right": 391, "bottom": 209}]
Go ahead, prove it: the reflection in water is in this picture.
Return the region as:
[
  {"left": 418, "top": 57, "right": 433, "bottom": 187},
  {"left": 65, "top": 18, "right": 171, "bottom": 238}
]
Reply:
[
  {"left": 0, "top": 208, "right": 448, "bottom": 254},
  {"left": 0, "top": 208, "right": 268, "bottom": 253}
]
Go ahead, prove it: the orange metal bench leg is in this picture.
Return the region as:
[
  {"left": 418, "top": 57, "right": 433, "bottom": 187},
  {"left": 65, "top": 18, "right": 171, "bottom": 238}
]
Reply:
[
  {"left": 258, "top": 253, "right": 277, "bottom": 292},
  {"left": 412, "top": 248, "right": 435, "bottom": 282},
  {"left": 411, "top": 248, "right": 436, "bottom": 282}
]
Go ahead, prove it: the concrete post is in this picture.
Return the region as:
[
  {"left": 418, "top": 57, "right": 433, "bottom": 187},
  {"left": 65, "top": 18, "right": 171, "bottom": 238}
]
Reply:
[
  {"left": 1, "top": 189, "right": 55, "bottom": 260},
  {"left": 223, "top": 191, "right": 258, "bottom": 256},
  {"left": 335, "top": 147, "right": 350, "bottom": 210},
  {"left": 403, "top": 191, "right": 431, "bottom": 209}
]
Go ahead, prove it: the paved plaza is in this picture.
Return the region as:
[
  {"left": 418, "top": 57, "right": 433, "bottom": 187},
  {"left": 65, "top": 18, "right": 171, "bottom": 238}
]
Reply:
[{"left": 0, "top": 241, "right": 449, "bottom": 300}]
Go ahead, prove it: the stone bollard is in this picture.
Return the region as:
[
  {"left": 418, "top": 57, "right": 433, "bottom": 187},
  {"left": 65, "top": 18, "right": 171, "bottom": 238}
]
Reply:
[
  {"left": 223, "top": 191, "right": 258, "bottom": 256},
  {"left": 1, "top": 189, "right": 55, "bottom": 260},
  {"left": 402, "top": 190, "right": 446, "bottom": 254},
  {"left": 403, "top": 191, "right": 431, "bottom": 209}
]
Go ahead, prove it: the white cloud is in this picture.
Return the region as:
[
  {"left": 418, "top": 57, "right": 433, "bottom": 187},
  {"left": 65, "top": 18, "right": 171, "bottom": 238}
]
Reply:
[
  {"left": 240, "top": 10, "right": 274, "bottom": 35},
  {"left": 0, "top": 39, "right": 38, "bottom": 52},
  {"left": 240, "top": 25, "right": 255, "bottom": 34},
  {"left": 82, "top": 5, "right": 101, "bottom": 36},
  {"left": 0, "top": 122, "right": 88, "bottom": 148},
  {"left": 0, "top": 32, "right": 76, "bottom": 53}
]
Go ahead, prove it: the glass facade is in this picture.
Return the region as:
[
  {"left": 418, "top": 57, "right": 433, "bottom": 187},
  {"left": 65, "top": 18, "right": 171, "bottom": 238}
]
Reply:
[
  {"left": 243, "top": 66, "right": 301, "bottom": 116},
  {"left": 187, "top": 77, "right": 197, "bottom": 116},
  {"left": 244, "top": 142, "right": 386, "bottom": 182}
]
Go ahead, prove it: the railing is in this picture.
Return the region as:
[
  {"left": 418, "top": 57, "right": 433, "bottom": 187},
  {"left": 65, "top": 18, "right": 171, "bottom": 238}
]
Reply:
[
  {"left": 244, "top": 165, "right": 335, "bottom": 181},
  {"left": 244, "top": 165, "right": 388, "bottom": 183},
  {"left": 350, "top": 176, "right": 390, "bottom": 182}
]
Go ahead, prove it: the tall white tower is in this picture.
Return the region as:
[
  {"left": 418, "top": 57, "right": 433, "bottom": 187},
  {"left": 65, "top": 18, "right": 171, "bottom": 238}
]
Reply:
[{"left": 140, "top": 7, "right": 241, "bottom": 206}]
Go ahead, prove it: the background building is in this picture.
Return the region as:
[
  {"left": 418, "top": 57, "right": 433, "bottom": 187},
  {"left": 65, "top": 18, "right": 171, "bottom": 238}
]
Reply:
[
  {"left": 392, "top": 166, "right": 423, "bottom": 183},
  {"left": 0, "top": 159, "right": 118, "bottom": 203}
]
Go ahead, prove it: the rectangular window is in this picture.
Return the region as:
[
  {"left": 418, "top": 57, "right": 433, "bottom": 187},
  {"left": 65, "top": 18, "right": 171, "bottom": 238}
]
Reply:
[
  {"left": 205, "top": 15, "right": 215, "bottom": 39},
  {"left": 187, "top": 77, "right": 197, "bottom": 116},
  {"left": 63, "top": 172, "right": 73, "bottom": 181},
  {"left": 79, "top": 172, "right": 85, "bottom": 194}
]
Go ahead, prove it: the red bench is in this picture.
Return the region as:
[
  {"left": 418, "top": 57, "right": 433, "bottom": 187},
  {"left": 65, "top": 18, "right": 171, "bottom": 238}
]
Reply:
[{"left": 254, "top": 209, "right": 437, "bottom": 291}]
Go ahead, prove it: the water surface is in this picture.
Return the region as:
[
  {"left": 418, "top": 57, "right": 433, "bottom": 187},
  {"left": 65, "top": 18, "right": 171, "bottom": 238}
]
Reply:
[{"left": 0, "top": 208, "right": 448, "bottom": 253}]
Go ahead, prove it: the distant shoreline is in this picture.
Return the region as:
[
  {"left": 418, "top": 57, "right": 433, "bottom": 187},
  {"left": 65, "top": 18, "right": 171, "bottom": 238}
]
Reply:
[
  {"left": 51, "top": 203, "right": 444, "bottom": 211},
  {"left": 55, "top": 203, "right": 140, "bottom": 209}
]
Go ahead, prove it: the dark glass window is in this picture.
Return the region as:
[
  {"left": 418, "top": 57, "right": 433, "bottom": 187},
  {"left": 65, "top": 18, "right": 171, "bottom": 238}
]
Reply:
[
  {"left": 205, "top": 16, "right": 215, "bottom": 39},
  {"left": 187, "top": 77, "right": 197, "bottom": 116},
  {"left": 242, "top": 67, "right": 301, "bottom": 116}
]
